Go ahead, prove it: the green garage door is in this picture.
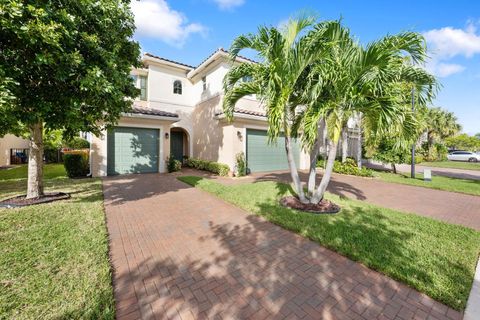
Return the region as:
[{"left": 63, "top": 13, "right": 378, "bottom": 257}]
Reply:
[
  {"left": 107, "top": 127, "right": 159, "bottom": 175},
  {"left": 246, "top": 129, "right": 300, "bottom": 172}
]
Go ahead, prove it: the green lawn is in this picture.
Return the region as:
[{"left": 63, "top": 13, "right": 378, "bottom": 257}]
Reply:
[
  {"left": 0, "top": 164, "right": 66, "bottom": 181},
  {"left": 420, "top": 161, "right": 480, "bottom": 171},
  {"left": 375, "top": 171, "right": 480, "bottom": 196},
  {"left": 179, "top": 176, "right": 480, "bottom": 311},
  {"left": 0, "top": 177, "right": 114, "bottom": 319}
]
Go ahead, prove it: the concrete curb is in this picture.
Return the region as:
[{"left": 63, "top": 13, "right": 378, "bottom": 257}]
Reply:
[{"left": 465, "top": 257, "right": 480, "bottom": 320}]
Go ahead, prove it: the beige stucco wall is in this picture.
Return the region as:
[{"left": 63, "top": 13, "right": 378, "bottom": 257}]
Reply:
[
  {"left": 0, "top": 134, "right": 30, "bottom": 166},
  {"left": 191, "top": 95, "right": 237, "bottom": 170},
  {"left": 90, "top": 116, "right": 177, "bottom": 177},
  {"left": 191, "top": 95, "right": 309, "bottom": 172}
]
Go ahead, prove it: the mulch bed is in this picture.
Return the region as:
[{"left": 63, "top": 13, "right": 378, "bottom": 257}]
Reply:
[
  {"left": 0, "top": 192, "right": 70, "bottom": 208},
  {"left": 280, "top": 196, "right": 340, "bottom": 214}
]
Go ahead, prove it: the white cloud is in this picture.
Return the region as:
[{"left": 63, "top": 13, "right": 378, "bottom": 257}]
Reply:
[
  {"left": 212, "top": 0, "right": 245, "bottom": 10},
  {"left": 424, "top": 23, "right": 480, "bottom": 59},
  {"left": 131, "top": 0, "right": 206, "bottom": 47},
  {"left": 423, "top": 21, "right": 480, "bottom": 77},
  {"left": 430, "top": 62, "right": 466, "bottom": 77}
]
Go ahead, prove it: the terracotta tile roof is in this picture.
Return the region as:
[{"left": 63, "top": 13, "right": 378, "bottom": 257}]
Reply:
[
  {"left": 144, "top": 53, "right": 194, "bottom": 69},
  {"left": 216, "top": 108, "right": 266, "bottom": 118},
  {"left": 143, "top": 48, "right": 257, "bottom": 73},
  {"left": 129, "top": 105, "right": 179, "bottom": 118}
]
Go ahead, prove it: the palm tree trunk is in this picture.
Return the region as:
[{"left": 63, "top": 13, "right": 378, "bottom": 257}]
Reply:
[
  {"left": 357, "top": 114, "right": 362, "bottom": 169},
  {"left": 341, "top": 126, "right": 348, "bottom": 162},
  {"left": 307, "top": 119, "right": 324, "bottom": 196},
  {"left": 311, "top": 139, "right": 338, "bottom": 204},
  {"left": 26, "top": 122, "right": 44, "bottom": 199},
  {"left": 285, "top": 134, "right": 307, "bottom": 203}
]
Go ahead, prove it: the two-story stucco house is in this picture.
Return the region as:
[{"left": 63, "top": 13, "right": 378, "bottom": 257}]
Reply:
[{"left": 90, "top": 48, "right": 315, "bottom": 177}]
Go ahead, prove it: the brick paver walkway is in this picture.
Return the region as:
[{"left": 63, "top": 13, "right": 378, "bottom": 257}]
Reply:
[{"left": 103, "top": 173, "right": 462, "bottom": 320}]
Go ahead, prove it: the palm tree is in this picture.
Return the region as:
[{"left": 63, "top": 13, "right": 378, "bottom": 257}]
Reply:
[
  {"left": 223, "top": 16, "right": 327, "bottom": 203},
  {"left": 295, "top": 22, "right": 437, "bottom": 203},
  {"left": 425, "top": 107, "right": 461, "bottom": 150},
  {"left": 224, "top": 17, "right": 437, "bottom": 205}
]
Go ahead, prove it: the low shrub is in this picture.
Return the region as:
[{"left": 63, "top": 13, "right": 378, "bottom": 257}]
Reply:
[
  {"left": 235, "top": 152, "right": 246, "bottom": 177},
  {"left": 63, "top": 153, "right": 89, "bottom": 178},
  {"left": 167, "top": 157, "right": 182, "bottom": 173},
  {"left": 185, "top": 158, "right": 230, "bottom": 176},
  {"left": 317, "top": 157, "right": 374, "bottom": 177}
]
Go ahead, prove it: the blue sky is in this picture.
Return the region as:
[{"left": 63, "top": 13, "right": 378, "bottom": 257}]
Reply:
[{"left": 131, "top": 0, "right": 480, "bottom": 134}]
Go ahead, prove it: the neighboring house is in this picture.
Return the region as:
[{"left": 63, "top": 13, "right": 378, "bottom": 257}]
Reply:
[
  {"left": 0, "top": 134, "right": 29, "bottom": 166},
  {"left": 90, "top": 48, "right": 357, "bottom": 177}
]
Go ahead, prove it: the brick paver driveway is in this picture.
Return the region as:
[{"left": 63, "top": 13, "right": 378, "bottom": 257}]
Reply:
[{"left": 103, "top": 173, "right": 461, "bottom": 320}]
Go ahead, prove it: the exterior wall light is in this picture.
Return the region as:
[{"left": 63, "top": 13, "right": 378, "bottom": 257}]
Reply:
[
  {"left": 237, "top": 131, "right": 243, "bottom": 141},
  {"left": 165, "top": 132, "right": 169, "bottom": 139}
]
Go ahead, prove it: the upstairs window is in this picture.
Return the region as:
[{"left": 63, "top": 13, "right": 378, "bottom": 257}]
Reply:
[
  {"left": 139, "top": 75, "right": 147, "bottom": 100},
  {"left": 173, "top": 80, "right": 182, "bottom": 95},
  {"left": 202, "top": 76, "right": 207, "bottom": 92}
]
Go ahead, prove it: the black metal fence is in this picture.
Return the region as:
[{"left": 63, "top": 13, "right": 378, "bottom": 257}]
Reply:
[{"left": 10, "top": 148, "right": 65, "bottom": 164}]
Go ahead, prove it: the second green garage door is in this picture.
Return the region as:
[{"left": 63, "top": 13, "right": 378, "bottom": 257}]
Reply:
[
  {"left": 246, "top": 129, "right": 300, "bottom": 172},
  {"left": 107, "top": 127, "right": 159, "bottom": 175}
]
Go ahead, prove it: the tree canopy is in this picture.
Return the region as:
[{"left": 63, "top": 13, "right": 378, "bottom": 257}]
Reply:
[
  {"left": 1, "top": 0, "right": 140, "bottom": 198},
  {"left": 0, "top": 0, "right": 140, "bottom": 138}
]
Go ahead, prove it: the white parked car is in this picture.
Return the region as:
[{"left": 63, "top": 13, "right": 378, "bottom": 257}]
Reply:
[{"left": 447, "top": 151, "right": 480, "bottom": 162}]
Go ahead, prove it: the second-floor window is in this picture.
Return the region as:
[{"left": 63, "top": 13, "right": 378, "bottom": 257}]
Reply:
[
  {"left": 202, "top": 76, "right": 207, "bottom": 92},
  {"left": 139, "top": 75, "right": 147, "bottom": 100},
  {"left": 173, "top": 80, "right": 182, "bottom": 95}
]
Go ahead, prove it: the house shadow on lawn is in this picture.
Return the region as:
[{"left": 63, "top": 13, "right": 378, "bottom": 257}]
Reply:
[{"left": 111, "top": 178, "right": 464, "bottom": 319}]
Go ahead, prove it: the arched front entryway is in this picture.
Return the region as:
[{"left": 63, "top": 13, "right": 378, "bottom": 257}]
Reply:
[{"left": 170, "top": 127, "right": 190, "bottom": 162}]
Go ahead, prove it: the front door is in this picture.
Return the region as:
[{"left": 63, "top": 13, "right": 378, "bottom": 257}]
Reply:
[{"left": 170, "top": 131, "right": 184, "bottom": 161}]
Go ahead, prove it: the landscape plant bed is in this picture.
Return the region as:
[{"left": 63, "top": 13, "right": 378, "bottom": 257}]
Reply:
[
  {"left": 280, "top": 196, "right": 340, "bottom": 213},
  {"left": 0, "top": 192, "right": 70, "bottom": 208}
]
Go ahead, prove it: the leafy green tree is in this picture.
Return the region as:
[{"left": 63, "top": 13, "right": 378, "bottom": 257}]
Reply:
[
  {"left": 445, "top": 134, "right": 480, "bottom": 151},
  {"left": 370, "top": 137, "right": 412, "bottom": 173},
  {"left": 1, "top": 0, "right": 140, "bottom": 198},
  {"left": 224, "top": 17, "right": 437, "bottom": 205}
]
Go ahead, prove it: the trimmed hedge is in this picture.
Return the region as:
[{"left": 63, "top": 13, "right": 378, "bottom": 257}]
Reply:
[
  {"left": 185, "top": 158, "right": 230, "bottom": 176},
  {"left": 317, "top": 158, "right": 374, "bottom": 177},
  {"left": 63, "top": 153, "right": 89, "bottom": 178}
]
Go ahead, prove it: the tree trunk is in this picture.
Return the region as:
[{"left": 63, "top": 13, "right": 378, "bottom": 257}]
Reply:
[
  {"left": 341, "top": 126, "right": 348, "bottom": 163},
  {"left": 285, "top": 134, "right": 307, "bottom": 203},
  {"left": 391, "top": 163, "right": 397, "bottom": 174},
  {"left": 357, "top": 115, "right": 362, "bottom": 169},
  {"left": 26, "top": 122, "right": 44, "bottom": 199},
  {"left": 307, "top": 119, "right": 324, "bottom": 196},
  {"left": 311, "top": 139, "right": 338, "bottom": 204}
]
